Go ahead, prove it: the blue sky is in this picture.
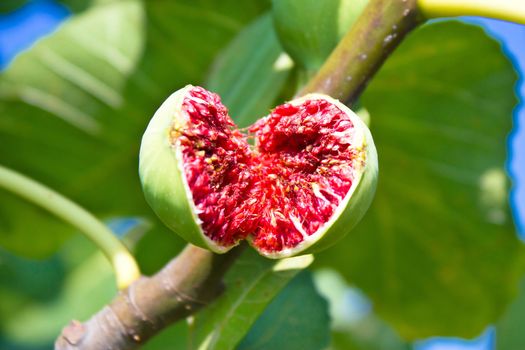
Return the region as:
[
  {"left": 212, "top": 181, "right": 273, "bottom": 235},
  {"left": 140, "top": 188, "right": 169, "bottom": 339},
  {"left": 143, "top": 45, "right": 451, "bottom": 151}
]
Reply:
[
  {"left": 0, "top": 2, "right": 524, "bottom": 350},
  {"left": 0, "top": 1, "right": 68, "bottom": 68},
  {"left": 481, "top": 19, "right": 525, "bottom": 236}
]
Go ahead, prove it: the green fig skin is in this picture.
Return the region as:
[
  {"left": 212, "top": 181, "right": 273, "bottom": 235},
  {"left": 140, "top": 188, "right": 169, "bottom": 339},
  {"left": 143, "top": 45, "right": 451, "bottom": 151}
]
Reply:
[
  {"left": 139, "top": 86, "right": 232, "bottom": 254},
  {"left": 139, "top": 85, "right": 378, "bottom": 259}
]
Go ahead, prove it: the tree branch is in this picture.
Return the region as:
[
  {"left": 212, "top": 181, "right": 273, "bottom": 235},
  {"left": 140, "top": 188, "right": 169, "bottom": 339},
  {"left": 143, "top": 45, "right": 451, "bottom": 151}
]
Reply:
[
  {"left": 299, "top": 0, "right": 422, "bottom": 105},
  {"left": 55, "top": 244, "right": 244, "bottom": 349},
  {"left": 55, "top": 0, "right": 424, "bottom": 348}
]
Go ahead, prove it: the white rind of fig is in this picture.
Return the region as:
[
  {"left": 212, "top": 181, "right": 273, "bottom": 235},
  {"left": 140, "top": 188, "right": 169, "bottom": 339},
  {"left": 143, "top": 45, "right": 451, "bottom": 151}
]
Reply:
[{"left": 139, "top": 85, "right": 378, "bottom": 258}]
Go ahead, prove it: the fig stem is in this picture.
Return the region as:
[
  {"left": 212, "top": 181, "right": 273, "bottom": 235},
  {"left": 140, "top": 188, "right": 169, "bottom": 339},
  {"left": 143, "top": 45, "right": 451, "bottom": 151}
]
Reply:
[
  {"left": 0, "top": 164, "right": 140, "bottom": 290},
  {"left": 418, "top": 0, "right": 525, "bottom": 25},
  {"left": 299, "top": 0, "right": 423, "bottom": 104}
]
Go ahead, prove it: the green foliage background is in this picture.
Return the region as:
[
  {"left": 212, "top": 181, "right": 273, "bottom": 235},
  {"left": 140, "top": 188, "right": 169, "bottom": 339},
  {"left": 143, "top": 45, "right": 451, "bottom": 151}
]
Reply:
[{"left": 1, "top": 0, "right": 524, "bottom": 349}]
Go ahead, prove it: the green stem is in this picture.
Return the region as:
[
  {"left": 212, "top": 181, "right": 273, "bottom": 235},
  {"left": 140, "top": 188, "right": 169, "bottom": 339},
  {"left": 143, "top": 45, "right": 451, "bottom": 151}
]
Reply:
[
  {"left": 0, "top": 164, "right": 140, "bottom": 289},
  {"left": 299, "top": 0, "right": 422, "bottom": 105},
  {"left": 418, "top": 0, "right": 525, "bottom": 25}
]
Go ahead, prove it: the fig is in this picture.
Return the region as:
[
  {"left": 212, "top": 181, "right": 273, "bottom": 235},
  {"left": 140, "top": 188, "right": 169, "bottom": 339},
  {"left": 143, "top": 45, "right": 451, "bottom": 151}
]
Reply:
[
  {"left": 272, "top": 0, "right": 368, "bottom": 74},
  {"left": 139, "top": 85, "right": 377, "bottom": 258}
]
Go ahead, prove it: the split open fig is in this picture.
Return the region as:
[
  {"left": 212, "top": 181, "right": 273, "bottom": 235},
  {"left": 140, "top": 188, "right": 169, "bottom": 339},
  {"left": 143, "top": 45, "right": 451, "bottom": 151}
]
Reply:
[{"left": 139, "top": 85, "right": 378, "bottom": 258}]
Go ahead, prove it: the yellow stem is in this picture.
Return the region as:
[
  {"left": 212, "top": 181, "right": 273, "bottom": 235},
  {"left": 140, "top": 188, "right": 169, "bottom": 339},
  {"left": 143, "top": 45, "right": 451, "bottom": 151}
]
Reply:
[
  {"left": 0, "top": 164, "right": 140, "bottom": 289},
  {"left": 418, "top": 0, "right": 525, "bottom": 25}
]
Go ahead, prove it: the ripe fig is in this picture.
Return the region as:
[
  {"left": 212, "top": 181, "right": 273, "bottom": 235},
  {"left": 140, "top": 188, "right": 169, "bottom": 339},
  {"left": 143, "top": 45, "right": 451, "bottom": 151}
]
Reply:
[{"left": 139, "top": 85, "right": 377, "bottom": 258}]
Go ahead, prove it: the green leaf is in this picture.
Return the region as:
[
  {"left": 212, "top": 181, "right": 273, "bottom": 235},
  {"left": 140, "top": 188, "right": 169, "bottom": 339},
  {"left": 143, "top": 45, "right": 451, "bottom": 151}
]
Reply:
[
  {"left": 331, "top": 325, "right": 411, "bottom": 350},
  {"left": 0, "top": 246, "right": 65, "bottom": 303},
  {"left": 0, "top": 0, "right": 25, "bottom": 12},
  {"left": 190, "top": 249, "right": 313, "bottom": 350},
  {"left": 316, "top": 21, "right": 525, "bottom": 339},
  {"left": 238, "top": 270, "right": 330, "bottom": 350},
  {"left": 272, "top": 0, "right": 368, "bottom": 74},
  {"left": 137, "top": 0, "right": 270, "bottom": 104},
  {"left": 0, "top": 191, "right": 72, "bottom": 258},
  {"left": 0, "top": 219, "right": 151, "bottom": 348},
  {"left": 0, "top": 234, "right": 116, "bottom": 347},
  {"left": 206, "top": 13, "right": 292, "bottom": 127},
  {"left": 496, "top": 276, "right": 525, "bottom": 349},
  {"left": 134, "top": 226, "right": 186, "bottom": 275},
  {"left": 0, "top": 0, "right": 269, "bottom": 258},
  {"left": 0, "top": 0, "right": 146, "bottom": 257},
  {"left": 141, "top": 322, "right": 189, "bottom": 350},
  {"left": 314, "top": 269, "right": 410, "bottom": 350},
  {"left": 0, "top": 1, "right": 91, "bottom": 13}
]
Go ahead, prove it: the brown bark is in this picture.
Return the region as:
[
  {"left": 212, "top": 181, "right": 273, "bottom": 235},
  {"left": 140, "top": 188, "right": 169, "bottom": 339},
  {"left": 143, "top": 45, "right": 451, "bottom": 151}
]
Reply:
[{"left": 55, "top": 245, "right": 244, "bottom": 349}]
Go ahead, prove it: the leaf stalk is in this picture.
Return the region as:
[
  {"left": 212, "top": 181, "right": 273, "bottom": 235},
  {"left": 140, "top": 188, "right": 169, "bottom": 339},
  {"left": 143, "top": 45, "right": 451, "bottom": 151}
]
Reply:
[
  {"left": 418, "top": 0, "right": 525, "bottom": 25},
  {"left": 0, "top": 164, "right": 140, "bottom": 289}
]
